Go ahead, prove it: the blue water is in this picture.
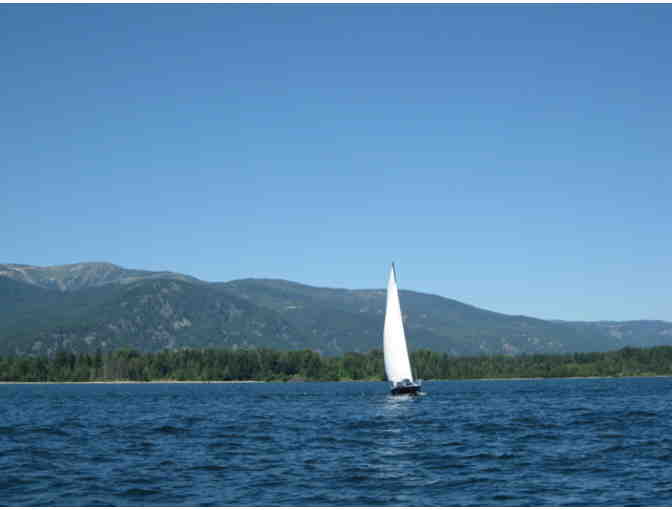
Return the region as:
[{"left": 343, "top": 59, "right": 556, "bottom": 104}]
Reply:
[{"left": 2, "top": 378, "right": 672, "bottom": 506}]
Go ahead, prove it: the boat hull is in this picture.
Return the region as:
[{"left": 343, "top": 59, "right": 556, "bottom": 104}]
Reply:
[{"left": 390, "top": 383, "right": 422, "bottom": 396}]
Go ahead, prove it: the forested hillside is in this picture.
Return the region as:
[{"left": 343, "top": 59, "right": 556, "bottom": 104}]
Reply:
[{"left": 2, "top": 262, "right": 671, "bottom": 357}]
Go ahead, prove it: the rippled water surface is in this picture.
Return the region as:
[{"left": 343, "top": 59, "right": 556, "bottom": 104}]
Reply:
[{"left": 3, "top": 378, "right": 672, "bottom": 505}]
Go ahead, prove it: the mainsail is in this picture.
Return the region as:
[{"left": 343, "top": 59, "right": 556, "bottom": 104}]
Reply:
[{"left": 383, "top": 264, "right": 414, "bottom": 384}]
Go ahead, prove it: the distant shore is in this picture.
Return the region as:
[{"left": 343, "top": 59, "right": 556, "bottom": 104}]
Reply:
[
  {"left": 0, "top": 380, "right": 264, "bottom": 384},
  {"left": 1, "top": 375, "right": 671, "bottom": 384}
]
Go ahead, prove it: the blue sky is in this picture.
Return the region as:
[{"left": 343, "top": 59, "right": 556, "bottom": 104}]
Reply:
[{"left": 2, "top": 4, "right": 671, "bottom": 321}]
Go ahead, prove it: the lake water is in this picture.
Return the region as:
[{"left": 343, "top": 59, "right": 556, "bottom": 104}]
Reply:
[{"left": 2, "top": 377, "right": 672, "bottom": 506}]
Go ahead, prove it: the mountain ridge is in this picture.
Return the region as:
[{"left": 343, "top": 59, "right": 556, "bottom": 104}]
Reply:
[
  {"left": 0, "top": 262, "right": 200, "bottom": 292},
  {"left": 1, "top": 262, "right": 670, "bottom": 358}
]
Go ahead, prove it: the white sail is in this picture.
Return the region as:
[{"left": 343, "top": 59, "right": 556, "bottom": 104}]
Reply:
[{"left": 383, "top": 264, "right": 414, "bottom": 384}]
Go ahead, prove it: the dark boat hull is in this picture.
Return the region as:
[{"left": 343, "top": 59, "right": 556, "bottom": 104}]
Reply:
[{"left": 390, "top": 383, "right": 422, "bottom": 396}]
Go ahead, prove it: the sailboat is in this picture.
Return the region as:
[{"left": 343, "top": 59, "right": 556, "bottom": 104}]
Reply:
[{"left": 384, "top": 263, "right": 422, "bottom": 395}]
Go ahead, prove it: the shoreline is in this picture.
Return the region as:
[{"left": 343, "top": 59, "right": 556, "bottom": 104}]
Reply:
[
  {"left": 1, "top": 374, "right": 671, "bottom": 384},
  {"left": 0, "top": 380, "right": 264, "bottom": 384}
]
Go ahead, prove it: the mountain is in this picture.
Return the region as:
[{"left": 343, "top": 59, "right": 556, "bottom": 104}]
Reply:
[
  {"left": 554, "top": 320, "right": 672, "bottom": 350},
  {"left": 0, "top": 262, "right": 198, "bottom": 291},
  {"left": 1, "top": 262, "right": 671, "bottom": 358}
]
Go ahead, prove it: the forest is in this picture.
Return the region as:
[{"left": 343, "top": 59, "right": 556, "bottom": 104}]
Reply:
[{"left": 2, "top": 345, "right": 672, "bottom": 382}]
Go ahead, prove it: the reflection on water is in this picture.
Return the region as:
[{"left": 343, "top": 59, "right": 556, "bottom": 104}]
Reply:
[{"left": 371, "top": 393, "right": 429, "bottom": 488}]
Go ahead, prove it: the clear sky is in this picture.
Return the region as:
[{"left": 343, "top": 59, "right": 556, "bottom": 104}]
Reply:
[{"left": 2, "top": 4, "right": 671, "bottom": 322}]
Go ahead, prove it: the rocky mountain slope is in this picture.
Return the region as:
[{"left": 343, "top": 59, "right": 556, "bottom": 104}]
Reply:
[
  {"left": 1, "top": 262, "right": 671, "bottom": 357},
  {"left": 0, "top": 262, "right": 197, "bottom": 291}
]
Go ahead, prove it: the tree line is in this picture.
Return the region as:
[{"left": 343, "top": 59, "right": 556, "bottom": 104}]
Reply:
[{"left": 2, "top": 345, "right": 672, "bottom": 382}]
